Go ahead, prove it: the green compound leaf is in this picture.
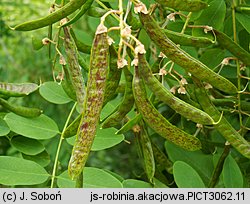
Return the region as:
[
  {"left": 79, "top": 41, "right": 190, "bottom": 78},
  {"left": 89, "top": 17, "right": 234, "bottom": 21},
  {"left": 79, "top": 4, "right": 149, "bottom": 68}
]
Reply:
[
  {"left": 22, "top": 151, "right": 51, "bottom": 167},
  {"left": 153, "top": 178, "right": 168, "bottom": 188},
  {"left": 165, "top": 142, "right": 213, "bottom": 185},
  {"left": 103, "top": 169, "right": 124, "bottom": 182},
  {"left": 4, "top": 113, "right": 59, "bottom": 140},
  {"left": 100, "top": 97, "right": 121, "bottom": 121},
  {"left": 173, "top": 161, "right": 206, "bottom": 188},
  {"left": 0, "top": 118, "right": 10, "bottom": 136},
  {"left": 236, "top": 13, "right": 250, "bottom": 34},
  {"left": 57, "top": 167, "right": 123, "bottom": 188},
  {"left": 83, "top": 167, "right": 123, "bottom": 188},
  {"left": 222, "top": 155, "right": 244, "bottom": 188},
  {"left": 193, "top": 0, "right": 226, "bottom": 38},
  {"left": 39, "top": 81, "right": 72, "bottom": 104},
  {"left": 200, "top": 48, "right": 226, "bottom": 69},
  {"left": 91, "top": 127, "right": 124, "bottom": 151},
  {"left": 57, "top": 171, "right": 75, "bottom": 188},
  {"left": 11, "top": 136, "right": 45, "bottom": 155},
  {"left": 67, "top": 126, "right": 124, "bottom": 151},
  {"left": 0, "top": 156, "right": 49, "bottom": 186},
  {"left": 122, "top": 179, "right": 152, "bottom": 188}
]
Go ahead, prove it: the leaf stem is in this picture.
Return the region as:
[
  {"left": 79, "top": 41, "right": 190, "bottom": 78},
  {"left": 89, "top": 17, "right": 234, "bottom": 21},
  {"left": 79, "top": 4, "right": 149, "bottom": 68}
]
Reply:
[
  {"left": 118, "top": 0, "right": 124, "bottom": 61},
  {"left": 75, "top": 172, "right": 83, "bottom": 188},
  {"left": 95, "top": 0, "right": 120, "bottom": 22},
  {"left": 208, "top": 144, "right": 231, "bottom": 188},
  {"left": 232, "top": 2, "right": 243, "bottom": 131},
  {"left": 50, "top": 102, "right": 77, "bottom": 188},
  {"left": 181, "top": 12, "right": 192, "bottom": 34}
]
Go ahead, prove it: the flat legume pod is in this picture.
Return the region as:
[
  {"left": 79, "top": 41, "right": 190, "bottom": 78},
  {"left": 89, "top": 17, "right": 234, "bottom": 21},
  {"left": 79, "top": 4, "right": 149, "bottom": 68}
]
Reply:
[
  {"left": 139, "top": 13, "right": 238, "bottom": 94},
  {"left": 164, "top": 29, "right": 214, "bottom": 48},
  {"left": 214, "top": 29, "right": 250, "bottom": 66},
  {"left": 152, "top": 142, "right": 173, "bottom": 174},
  {"left": 87, "top": 7, "right": 106, "bottom": 18},
  {"left": 63, "top": 26, "right": 86, "bottom": 112},
  {"left": 102, "top": 67, "right": 134, "bottom": 128},
  {"left": 64, "top": 114, "right": 81, "bottom": 138},
  {"left": 133, "top": 67, "right": 201, "bottom": 151},
  {"left": 194, "top": 78, "right": 250, "bottom": 159},
  {"left": 138, "top": 54, "right": 214, "bottom": 125},
  {"left": 156, "top": 0, "right": 208, "bottom": 11},
  {"left": 61, "top": 65, "right": 77, "bottom": 101},
  {"left": 0, "top": 82, "right": 38, "bottom": 97},
  {"left": 70, "top": 29, "right": 91, "bottom": 54},
  {"left": 0, "top": 98, "right": 42, "bottom": 118},
  {"left": 68, "top": 24, "right": 109, "bottom": 179},
  {"left": 138, "top": 123, "right": 155, "bottom": 182},
  {"left": 62, "top": 0, "right": 94, "bottom": 27},
  {"left": 103, "top": 45, "right": 122, "bottom": 106},
  {"left": 13, "top": 0, "right": 87, "bottom": 31}
]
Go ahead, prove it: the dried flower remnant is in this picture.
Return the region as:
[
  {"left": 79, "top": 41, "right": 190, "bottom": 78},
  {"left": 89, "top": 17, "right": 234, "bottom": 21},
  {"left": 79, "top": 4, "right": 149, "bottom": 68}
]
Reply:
[
  {"left": 56, "top": 72, "right": 64, "bottom": 81},
  {"left": 167, "top": 13, "right": 176, "bottom": 22},
  {"left": 178, "top": 86, "right": 187, "bottom": 94},
  {"left": 134, "top": 2, "right": 148, "bottom": 14},
  {"left": 204, "top": 83, "right": 213, "bottom": 90},
  {"left": 131, "top": 57, "right": 138, "bottom": 67},
  {"left": 132, "top": 124, "right": 141, "bottom": 133},
  {"left": 107, "top": 36, "right": 115, "bottom": 45},
  {"left": 170, "top": 86, "right": 177, "bottom": 94},
  {"left": 60, "top": 18, "right": 68, "bottom": 26},
  {"left": 196, "top": 123, "right": 203, "bottom": 128},
  {"left": 221, "top": 58, "right": 230, "bottom": 66},
  {"left": 117, "top": 58, "right": 128, "bottom": 68},
  {"left": 59, "top": 55, "right": 67, "bottom": 65},
  {"left": 204, "top": 26, "right": 213, "bottom": 34},
  {"left": 159, "top": 68, "right": 167, "bottom": 76},
  {"left": 135, "top": 43, "right": 146, "bottom": 54},
  {"left": 121, "top": 26, "right": 132, "bottom": 38},
  {"left": 158, "top": 52, "right": 166, "bottom": 58},
  {"left": 180, "top": 78, "right": 188, "bottom": 85},
  {"left": 42, "top": 38, "right": 50, "bottom": 45},
  {"left": 96, "top": 23, "right": 108, "bottom": 34}
]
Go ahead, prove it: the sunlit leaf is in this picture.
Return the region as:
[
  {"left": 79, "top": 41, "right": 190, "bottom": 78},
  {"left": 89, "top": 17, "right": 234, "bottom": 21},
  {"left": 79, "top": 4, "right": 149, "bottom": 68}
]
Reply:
[
  {"left": 0, "top": 118, "right": 10, "bottom": 136},
  {"left": 236, "top": 13, "right": 250, "bottom": 34},
  {"left": 67, "top": 126, "right": 124, "bottom": 151},
  {"left": 57, "top": 167, "right": 123, "bottom": 188},
  {"left": 39, "top": 82, "right": 72, "bottom": 104},
  {"left": 11, "top": 136, "right": 45, "bottom": 155},
  {"left": 22, "top": 151, "right": 51, "bottom": 167},
  {"left": 193, "top": 0, "right": 226, "bottom": 38},
  {"left": 0, "top": 156, "right": 49, "bottom": 185},
  {"left": 4, "top": 113, "right": 59, "bottom": 140},
  {"left": 223, "top": 155, "right": 244, "bottom": 188},
  {"left": 165, "top": 142, "right": 213, "bottom": 185},
  {"left": 122, "top": 179, "right": 152, "bottom": 188},
  {"left": 173, "top": 161, "right": 206, "bottom": 188}
]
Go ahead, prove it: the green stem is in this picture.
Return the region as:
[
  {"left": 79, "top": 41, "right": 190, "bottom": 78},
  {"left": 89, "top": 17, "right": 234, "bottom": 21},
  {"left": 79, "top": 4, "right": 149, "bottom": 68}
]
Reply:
[
  {"left": 232, "top": 2, "right": 243, "bottom": 130},
  {"left": 208, "top": 144, "right": 231, "bottom": 188},
  {"left": 51, "top": 26, "right": 63, "bottom": 81},
  {"left": 75, "top": 172, "right": 83, "bottom": 188},
  {"left": 95, "top": 0, "right": 120, "bottom": 22},
  {"left": 50, "top": 102, "right": 77, "bottom": 188},
  {"left": 238, "top": 6, "right": 250, "bottom": 11},
  {"left": 181, "top": 12, "right": 192, "bottom": 34},
  {"left": 118, "top": 0, "right": 124, "bottom": 61}
]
